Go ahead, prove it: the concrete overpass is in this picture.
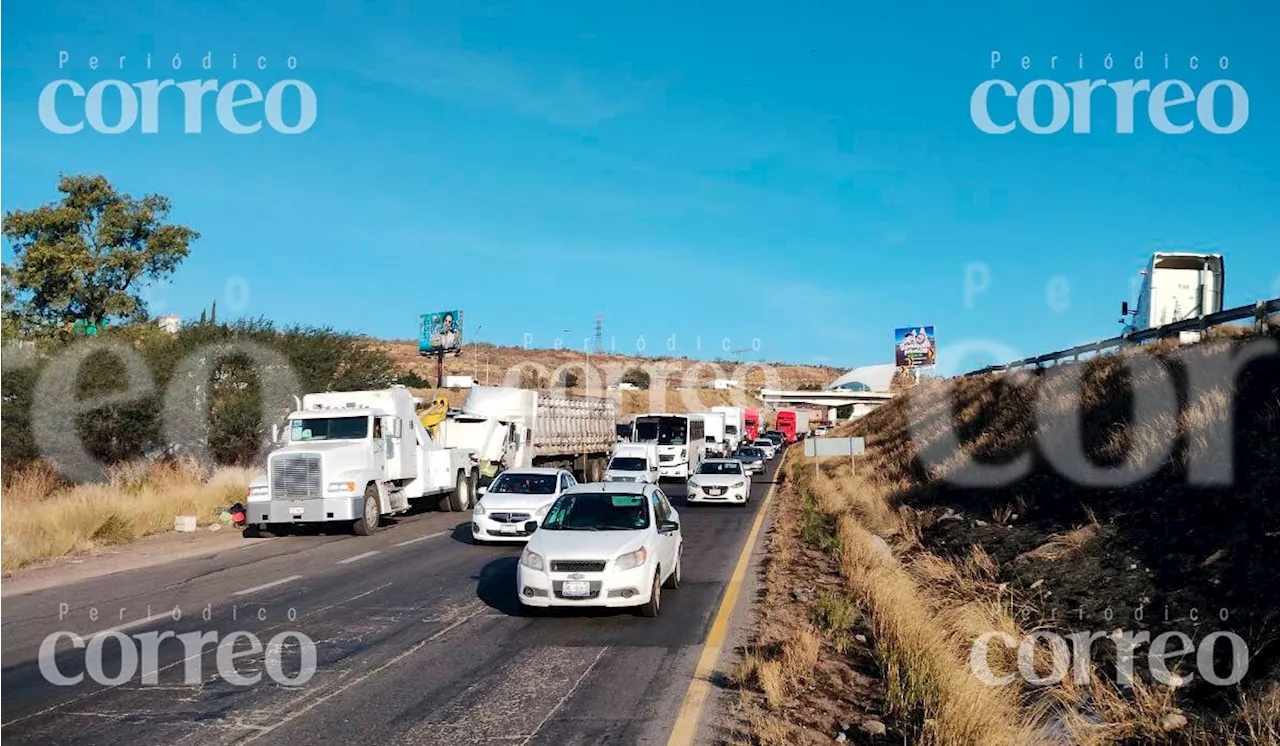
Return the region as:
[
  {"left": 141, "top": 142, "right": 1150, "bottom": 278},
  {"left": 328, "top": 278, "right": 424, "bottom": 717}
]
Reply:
[{"left": 757, "top": 388, "right": 894, "bottom": 420}]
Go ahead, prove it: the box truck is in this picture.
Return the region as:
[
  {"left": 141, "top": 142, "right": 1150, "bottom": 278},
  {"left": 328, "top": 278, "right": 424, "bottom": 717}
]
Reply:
[{"left": 711, "top": 405, "right": 746, "bottom": 451}]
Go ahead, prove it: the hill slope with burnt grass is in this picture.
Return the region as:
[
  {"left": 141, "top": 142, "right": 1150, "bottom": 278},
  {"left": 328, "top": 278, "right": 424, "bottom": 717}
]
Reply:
[
  {"left": 380, "top": 340, "right": 846, "bottom": 417},
  {"left": 783, "top": 331, "right": 1280, "bottom": 744}
]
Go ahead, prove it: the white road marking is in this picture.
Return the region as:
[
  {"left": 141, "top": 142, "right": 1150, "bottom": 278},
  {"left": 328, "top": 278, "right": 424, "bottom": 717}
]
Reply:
[
  {"left": 239, "top": 602, "right": 487, "bottom": 744},
  {"left": 232, "top": 575, "right": 303, "bottom": 596},
  {"left": 393, "top": 531, "right": 446, "bottom": 547},
  {"left": 337, "top": 551, "right": 380, "bottom": 565},
  {"left": 2, "top": 582, "right": 395, "bottom": 727},
  {"left": 85, "top": 615, "right": 161, "bottom": 639}
]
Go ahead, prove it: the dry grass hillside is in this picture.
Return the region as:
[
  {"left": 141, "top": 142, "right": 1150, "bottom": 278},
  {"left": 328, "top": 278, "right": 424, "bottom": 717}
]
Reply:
[
  {"left": 380, "top": 341, "right": 841, "bottom": 390},
  {"left": 734, "top": 330, "right": 1280, "bottom": 745},
  {"left": 380, "top": 341, "right": 844, "bottom": 417}
]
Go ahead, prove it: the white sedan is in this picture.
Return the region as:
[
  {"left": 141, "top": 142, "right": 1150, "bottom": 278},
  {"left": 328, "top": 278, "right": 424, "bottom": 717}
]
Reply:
[
  {"left": 517, "top": 482, "right": 682, "bottom": 617},
  {"left": 750, "top": 439, "right": 778, "bottom": 460},
  {"left": 471, "top": 468, "right": 576, "bottom": 543},
  {"left": 686, "top": 459, "right": 751, "bottom": 506}
]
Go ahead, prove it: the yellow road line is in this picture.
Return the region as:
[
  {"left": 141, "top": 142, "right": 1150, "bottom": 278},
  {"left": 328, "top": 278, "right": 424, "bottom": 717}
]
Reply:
[{"left": 667, "top": 476, "right": 780, "bottom": 745}]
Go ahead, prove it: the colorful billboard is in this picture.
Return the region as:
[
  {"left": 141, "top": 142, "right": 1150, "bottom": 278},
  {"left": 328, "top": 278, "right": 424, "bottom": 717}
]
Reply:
[
  {"left": 894, "top": 326, "right": 936, "bottom": 368},
  {"left": 419, "top": 310, "right": 463, "bottom": 354}
]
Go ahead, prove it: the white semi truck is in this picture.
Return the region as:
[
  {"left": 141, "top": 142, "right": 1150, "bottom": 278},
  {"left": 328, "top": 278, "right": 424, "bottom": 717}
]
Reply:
[
  {"left": 710, "top": 405, "right": 746, "bottom": 451},
  {"left": 436, "top": 385, "right": 618, "bottom": 481},
  {"left": 694, "top": 411, "right": 730, "bottom": 457},
  {"left": 1123, "top": 252, "right": 1225, "bottom": 332},
  {"left": 246, "top": 386, "right": 481, "bottom": 536}
]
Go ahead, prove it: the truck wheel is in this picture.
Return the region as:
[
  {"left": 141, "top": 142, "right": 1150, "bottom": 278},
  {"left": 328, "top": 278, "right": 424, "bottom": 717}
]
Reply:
[
  {"left": 353, "top": 485, "right": 380, "bottom": 536},
  {"left": 448, "top": 470, "right": 470, "bottom": 512},
  {"left": 469, "top": 469, "right": 480, "bottom": 499}
]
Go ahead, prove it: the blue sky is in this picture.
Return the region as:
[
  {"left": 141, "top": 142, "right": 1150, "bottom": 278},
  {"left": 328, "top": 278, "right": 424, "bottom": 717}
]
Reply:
[{"left": 3, "top": 0, "right": 1277, "bottom": 372}]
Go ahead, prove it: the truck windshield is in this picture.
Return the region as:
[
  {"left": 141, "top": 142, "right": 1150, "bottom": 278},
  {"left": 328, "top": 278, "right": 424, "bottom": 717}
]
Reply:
[
  {"left": 291, "top": 416, "right": 368, "bottom": 441},
  {"left": 542, "top": 493, "right": 650, "bottom": 531},
  {"left": 609, "top": 457, "right": 646, "bottom": 471},
  {"left": 489, "top": 473, "right": 558, "bottom": 494},
  {"left": 634, "top": 417, "right": 687, "bottom": 445}
]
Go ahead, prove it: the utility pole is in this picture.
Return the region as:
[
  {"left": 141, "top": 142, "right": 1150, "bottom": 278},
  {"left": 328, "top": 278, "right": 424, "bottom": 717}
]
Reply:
[{"left": 593, "top": 315, "right": 604, "bottom": 354}]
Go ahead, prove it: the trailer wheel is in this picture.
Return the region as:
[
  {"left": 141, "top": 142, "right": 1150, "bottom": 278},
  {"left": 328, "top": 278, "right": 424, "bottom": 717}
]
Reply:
[
  {"left": 447, "top": 470, "right": 470, "bottom": 512},
  {"left": 353, "top": 484, "right": 380, "bottom": 536},
  {"left": 469, "top": 469, "right": 480, "bottom": 500}
]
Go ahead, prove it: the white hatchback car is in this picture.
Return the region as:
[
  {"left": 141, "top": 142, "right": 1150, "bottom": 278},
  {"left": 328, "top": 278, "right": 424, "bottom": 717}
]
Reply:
[
  {"left": 686, "top": 458, "right": 750, "bottom": 506},
  {"left": 471, "top": 468, "right": 576, "bottom": 543},
  {"left": 516, "top": 482, "right": 682, "bottom": 617}
]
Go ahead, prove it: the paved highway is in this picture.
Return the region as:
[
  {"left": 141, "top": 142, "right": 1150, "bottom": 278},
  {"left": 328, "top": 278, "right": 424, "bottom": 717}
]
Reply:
[{"left": 1, "top": 457, "right": 782, "bottom": 745}]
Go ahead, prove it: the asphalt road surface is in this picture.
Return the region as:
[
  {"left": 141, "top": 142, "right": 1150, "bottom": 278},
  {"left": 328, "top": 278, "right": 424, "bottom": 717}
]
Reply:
[{"left": 1, "top": 456, "right": 784, "bottom": 746}]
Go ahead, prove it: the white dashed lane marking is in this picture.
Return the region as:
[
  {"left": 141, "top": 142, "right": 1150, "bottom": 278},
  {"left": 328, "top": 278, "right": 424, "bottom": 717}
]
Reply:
[{"left": 233, "top": 575, "right": 303, "bottom": 596}]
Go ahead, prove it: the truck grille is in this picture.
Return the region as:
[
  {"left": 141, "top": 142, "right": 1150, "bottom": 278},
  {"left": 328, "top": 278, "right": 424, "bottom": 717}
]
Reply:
[
  {"left": 658, "top": 454, "right": 674, "bottom": 463},
  {"left": 550, "top": 560, "right": 607, "bottom": 573},
  {"left": 270, "top": 454, "right": 322, "bottom": 499}
]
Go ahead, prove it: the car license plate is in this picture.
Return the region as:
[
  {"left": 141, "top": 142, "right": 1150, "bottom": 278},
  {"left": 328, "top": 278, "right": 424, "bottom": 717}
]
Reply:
[
  {"left": 499, "top": 524, "right": 519, "bottom": 535},
  {"left": 561, "top": 581, "right": 590, "bottom": 597},
  {"left": 289, "top": 507, "right": 305, "bottom": 517}
]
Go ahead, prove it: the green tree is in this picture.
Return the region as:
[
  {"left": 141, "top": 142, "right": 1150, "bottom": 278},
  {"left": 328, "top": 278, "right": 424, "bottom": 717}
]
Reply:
[
  {"left": 557, "top": 370, "right": 580, "bottom": 388},
  {"left": 622, "top": 368, "right": 651, "bottom": 389},
  {"left": 2, "top": 174, "right": 199, "bottom": 332}
]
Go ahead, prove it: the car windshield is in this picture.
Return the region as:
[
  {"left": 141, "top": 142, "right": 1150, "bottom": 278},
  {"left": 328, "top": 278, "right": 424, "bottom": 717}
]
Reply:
[
  {"left": 291, "top": 416, "right": 368, "bottom": 441},
  {"left": 698, "top": 461, "right": 743, "bottom": 475},
  {"left": 488, "top": 473, "right": 558, "bottom": 494},
  {"left": 542, "top": 492, "right": 650, "bottom": 531},
  {"left": 609, "top": 457, "right": 645, "bottom": 471},
  {"left": 738, "top": 448, "right": 763, "bottom": 458},
  {"left": 754, "top": 440, "right": 773, "bottom": 447}
]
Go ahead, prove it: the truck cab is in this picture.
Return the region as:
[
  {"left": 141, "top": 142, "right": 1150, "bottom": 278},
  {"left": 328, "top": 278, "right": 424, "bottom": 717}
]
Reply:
[{"left": 247, "top": 387, "right": 479, "bottom": 535}]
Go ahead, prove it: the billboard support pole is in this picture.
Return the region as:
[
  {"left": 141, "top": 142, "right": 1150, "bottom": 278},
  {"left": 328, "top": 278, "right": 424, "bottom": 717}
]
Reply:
[{"left": 436, "top": 350, "right": 445, "bottom": 388}]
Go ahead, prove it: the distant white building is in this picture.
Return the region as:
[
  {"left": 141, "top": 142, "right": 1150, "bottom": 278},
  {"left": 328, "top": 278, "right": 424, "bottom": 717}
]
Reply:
[
  {"left": 608, "top": 382, "right": 639, "bottom": 391},
  {"left": 443, "top": 375, "right": 476, "bottom": 388},
  {"left": 827, "top": 363, "right": 896, "bottom": 393},
  {"left": 157, "top": 315, "right": 182, "bottom": 335},
  {"left": 706, "top": 378, "right": 741, "bottom": 390}
]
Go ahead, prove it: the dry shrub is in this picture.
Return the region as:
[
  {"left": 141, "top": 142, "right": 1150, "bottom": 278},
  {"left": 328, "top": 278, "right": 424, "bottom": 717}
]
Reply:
[
  {"left": 1, "top": 463, "right": 255, "bottom": 571},
  {"left": 2, "top": 459, "right": 65, "bottom": 501}
]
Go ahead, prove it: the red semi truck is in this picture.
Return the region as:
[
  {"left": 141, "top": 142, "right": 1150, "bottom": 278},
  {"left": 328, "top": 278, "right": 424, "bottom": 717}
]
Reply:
[
  {"left": 775, "top": 410, "right": 798, "bottom": 443},
  {"left": 744, "top": 408, "right": 761, "bottom": 441}
]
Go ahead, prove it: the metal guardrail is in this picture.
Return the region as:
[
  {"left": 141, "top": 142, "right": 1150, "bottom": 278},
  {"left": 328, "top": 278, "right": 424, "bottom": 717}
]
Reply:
[{"left": 965, "top": 297, "right": 1280, "bottom": 376}]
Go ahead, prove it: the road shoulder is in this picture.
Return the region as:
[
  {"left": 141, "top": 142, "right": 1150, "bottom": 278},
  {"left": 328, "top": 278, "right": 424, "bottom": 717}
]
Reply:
[{"left": 0, "top": 527, "right": 269, "bottom": 598}]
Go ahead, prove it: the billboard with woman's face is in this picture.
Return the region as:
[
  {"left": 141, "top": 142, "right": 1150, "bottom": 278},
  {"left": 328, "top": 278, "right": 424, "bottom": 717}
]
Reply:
[{"left": 419, "top": 310, "right": 463, "bottom": 354}]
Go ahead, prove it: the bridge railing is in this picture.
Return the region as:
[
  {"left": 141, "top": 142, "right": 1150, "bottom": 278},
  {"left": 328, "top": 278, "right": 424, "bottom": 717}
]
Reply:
[{"left": 964, "top": 297, "right": 1280, "bottom": 377}]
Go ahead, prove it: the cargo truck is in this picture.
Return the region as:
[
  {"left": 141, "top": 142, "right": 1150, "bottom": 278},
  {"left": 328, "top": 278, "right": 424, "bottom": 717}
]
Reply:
[
  {"left": 775, "top": 410, "right": 798, "bottom": 443},
  {"left": 744, "top": 408, "right": 761, "bottom": 441},
  {"left": 694, "top": 411, "right": 730, "bottom": 457},
  {"left": 246, "top": 386, "right": 481, "bottom": 536},
  {"left": 711, "top": 405, "right": 746, "bottom": 451},
  {"left": 437, "top": 385, "right": 617, "bottom": 482}
]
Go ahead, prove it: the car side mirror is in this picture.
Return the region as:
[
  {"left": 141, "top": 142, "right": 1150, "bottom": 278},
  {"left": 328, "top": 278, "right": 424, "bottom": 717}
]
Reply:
[
  {"left": 660, "top": 520, "right": 679, "bottom": 533},
  {"left": 477, "top": 486, "right": 487, "bottom": 496},
  {"left": 1121, "top": 301, "right": 1130, "bottom": 316},
  {"left": 524, "top": 520, "right": 539, "bottom": 533}
]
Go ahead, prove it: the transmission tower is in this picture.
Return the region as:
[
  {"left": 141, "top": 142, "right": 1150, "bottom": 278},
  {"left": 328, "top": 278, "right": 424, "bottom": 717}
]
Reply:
[{"left": 593, "top": 315, "right": 604, "bottom": 354}]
